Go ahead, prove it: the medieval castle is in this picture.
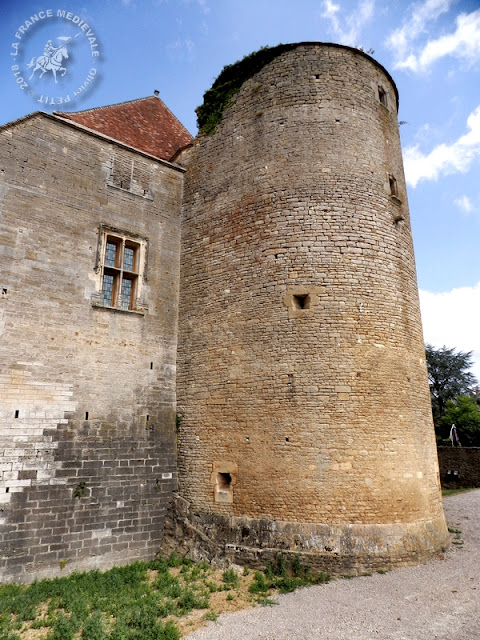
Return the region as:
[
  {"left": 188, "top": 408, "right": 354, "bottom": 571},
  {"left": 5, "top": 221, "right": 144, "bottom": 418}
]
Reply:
[{"left": 0, "top": 43, "right": 448, "bottom": 583}]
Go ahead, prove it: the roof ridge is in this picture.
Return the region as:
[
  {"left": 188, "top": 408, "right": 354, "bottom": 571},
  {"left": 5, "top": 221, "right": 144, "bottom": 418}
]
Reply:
[
  {"left": 50, "top": 113, "right": 186, "bottom": 169},
  {"left": 51, "top": 93, "right": 192, "bottom": 161},
  {"left": 0, "top": 111, "right": 42, "bottom": 132},
  {"left": 54, "top": 95, "right": 161, "bottom": 117},
  {"left": 148, "top": 96, "right": 191, "bottom": 134}
]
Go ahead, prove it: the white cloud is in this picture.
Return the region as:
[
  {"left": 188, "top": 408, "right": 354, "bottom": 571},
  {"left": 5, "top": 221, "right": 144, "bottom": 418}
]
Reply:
[
  {"left": 395, "top": 9, "right": 480, "bottom": 72},
  {"left": 166, "top": 38, "right": 195, "bottom": 58},
  {"left": 387, "top": 3, "right": 480, "bottom": 73},
  {"left": 321, "top": 0, "right": 374, "bottom": 46},
  {"left": 454, "top": 195, "right": 474, "bottom": 213},
  {"left": 420, "top": 283, "right": 480, "bottom": 383},
  {"left": 386, "top": 0, "right": 452, "bottom": 63},
  {"left": 180, "top": 0, "right": 210, "bottom": 14},
  {"left": 196, "top": 0, "right": 210, "bottom": 14},
  {"left": 404, "top": 105, "right": 480, "bottom": 187}
]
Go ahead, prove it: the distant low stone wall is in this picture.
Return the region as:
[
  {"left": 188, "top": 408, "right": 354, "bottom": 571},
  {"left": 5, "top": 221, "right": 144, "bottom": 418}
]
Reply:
[{"left": 437, "top": 447, "right": 480, "bottom": 487}]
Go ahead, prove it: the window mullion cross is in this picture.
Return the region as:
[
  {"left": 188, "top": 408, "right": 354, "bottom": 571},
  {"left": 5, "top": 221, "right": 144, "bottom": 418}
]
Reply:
[{"left": 116, "top": 239, "right": 126, "bottom": 308}]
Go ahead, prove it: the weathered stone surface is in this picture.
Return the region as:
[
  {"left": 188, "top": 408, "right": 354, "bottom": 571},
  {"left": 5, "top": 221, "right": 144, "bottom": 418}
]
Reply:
[
  {"left": 176, "top": 43, "right": 448, "bottom": 570},
  {"left": 438, "top": 447, "right": 480, "bottom": 487},
  {"left": 0, "top": 114, "right": 182, "bottom": 582},
  {"left": 0, "top": 43, "right": 449, "bottom": 582}
]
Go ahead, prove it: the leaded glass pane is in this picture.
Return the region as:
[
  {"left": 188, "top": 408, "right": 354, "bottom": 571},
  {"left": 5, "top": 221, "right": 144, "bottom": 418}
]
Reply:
[
  {"left": 101, "top": 274, "right": 114, "bottom": 306},
  {"left": 105, "top": 241, "right": 118, "bottom": 267},
  {"left": 123, "top": 246, "right": 135, "bottom": 271},
  {"left": 121, "top": 278, "right": 132, "bottom": 309}
]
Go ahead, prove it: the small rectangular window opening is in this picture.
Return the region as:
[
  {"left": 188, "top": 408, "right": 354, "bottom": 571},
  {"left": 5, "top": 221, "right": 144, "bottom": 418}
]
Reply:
[
  {"left": 85, "top": 411, "right": 89, "bottom": 420},
  {"left": 14, "top": 410, "right": 19, "bottom": 419},
  {"left": 213, "top": 466, "right": 235, "bottom": 503},
  {"left": 378, "top": 86, "right": 388, "bottom": 107},
  {"left": 293, "top": 294, "right": 311, "bottom": 310},
  {"left": 218, "top": 472, "right": 232, "bottom": 490},
  {"left": 389, "top": 174, "right": 398, "bottom": 197},
  {"left": 150, "top": 362, "right": 153, "bottom": 369}
]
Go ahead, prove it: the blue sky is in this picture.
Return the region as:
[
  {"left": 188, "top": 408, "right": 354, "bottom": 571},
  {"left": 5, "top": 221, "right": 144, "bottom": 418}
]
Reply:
[{"left": 1, "top": 0, "right": 479, "bottom": 379}]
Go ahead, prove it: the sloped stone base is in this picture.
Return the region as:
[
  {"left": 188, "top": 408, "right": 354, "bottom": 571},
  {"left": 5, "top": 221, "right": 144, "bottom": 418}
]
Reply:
[{"left": 164, "top": 494, "right": 449, "bottom": 575}]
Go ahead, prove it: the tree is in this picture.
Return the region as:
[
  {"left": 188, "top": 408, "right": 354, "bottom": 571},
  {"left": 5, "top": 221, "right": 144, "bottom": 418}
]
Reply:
[
  {"left": 425, "top": 344, "right": 477, "bottom": 426},
  {"left": 442, "top": 395, "right": 480, "bottom": 447}
]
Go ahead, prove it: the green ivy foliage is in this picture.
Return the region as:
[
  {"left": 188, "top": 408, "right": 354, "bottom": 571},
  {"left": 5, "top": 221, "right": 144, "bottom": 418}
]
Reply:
[{"left": 196, "top": 44, "right": 297, "bottom": 134}]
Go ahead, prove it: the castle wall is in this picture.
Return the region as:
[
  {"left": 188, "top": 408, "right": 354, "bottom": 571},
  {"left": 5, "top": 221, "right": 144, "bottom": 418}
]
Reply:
[
  {"left": 438, "top": 447, "right": 480, "bottom": 487},
  {"left": 0, "top": 115, "right": 183, "bottom": 582},
  {"left": 177, "top": 44, "right": 448, "bottom": 571}
]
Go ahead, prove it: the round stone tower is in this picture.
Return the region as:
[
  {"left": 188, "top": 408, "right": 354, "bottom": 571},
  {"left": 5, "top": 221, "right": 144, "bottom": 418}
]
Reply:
[{"left": 176, "top": 43, "right": 448, "bottom": 572}]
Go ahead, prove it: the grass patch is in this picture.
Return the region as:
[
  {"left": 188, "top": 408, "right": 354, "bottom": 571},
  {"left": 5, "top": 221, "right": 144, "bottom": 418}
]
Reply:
[
  {"left": 0, "top": 557, "right": 189, "bottom": 640},
  {"left": 448, "top": 527, "right": 462, "bottom": 535},
  {"left": 0, "top": 554, "right": 331, "bottom": 638},
  {"left": 249, "top": 555, "right": 330, "bottom": 597},
  {"left": 203, "top": 610, "right": 218, "bottom": 623},
  {"left": 442, "top": 486, "right": 476, "bottom": 497},
  {"left": 256, "top": 597, "right": 278, "bottom": 607},
  {"left": 222, "top": 568, "right": 239, "bottom": 590}
]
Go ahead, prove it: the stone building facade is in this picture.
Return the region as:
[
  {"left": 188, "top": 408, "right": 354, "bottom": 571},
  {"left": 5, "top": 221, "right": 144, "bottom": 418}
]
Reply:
[
  {"left": 0, "top": 99, "right": 190, "bottom": 582},
  {"left": 0, "top": 43, "right": 448, "bottom": 583}
]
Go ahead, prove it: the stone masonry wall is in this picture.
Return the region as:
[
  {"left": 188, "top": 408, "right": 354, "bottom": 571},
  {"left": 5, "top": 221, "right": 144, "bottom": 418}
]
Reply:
[
  {"left": 0, "top": 115, "right": 183, "bottom": 582},
  {"left": 437, "top": 447, "right": 480, "bottom": 487},
  {"left": 176, "top": 43, "right": 448, "bottom": 571}
]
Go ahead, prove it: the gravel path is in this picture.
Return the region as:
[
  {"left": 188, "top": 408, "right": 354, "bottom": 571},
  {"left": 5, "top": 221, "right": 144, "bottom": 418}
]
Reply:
[{"left": 187, "top": 490, "right": 480, "bottom": 640}]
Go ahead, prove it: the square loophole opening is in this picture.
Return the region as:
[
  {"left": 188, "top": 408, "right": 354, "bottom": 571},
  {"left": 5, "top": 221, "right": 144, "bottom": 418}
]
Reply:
[
  {"left": 215, "top": 472, "right": 233, "bottom": 504},
  {"left": 217, "top": 472, "right": 232, "bottom": 490},
  {"left": 293, "top": 294, "right": 311, "bottom": 310}
]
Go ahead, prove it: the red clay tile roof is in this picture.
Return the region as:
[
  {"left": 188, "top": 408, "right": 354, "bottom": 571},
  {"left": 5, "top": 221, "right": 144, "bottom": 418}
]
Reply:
[{"left": 56, "top": 95, "right": 192, "bottom": 161}]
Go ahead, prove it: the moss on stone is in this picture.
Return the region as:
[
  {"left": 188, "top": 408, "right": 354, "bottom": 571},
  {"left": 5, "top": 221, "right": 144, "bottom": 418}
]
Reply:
[{"left": 196, "top": 44, "right": 297, "bottom": 135}]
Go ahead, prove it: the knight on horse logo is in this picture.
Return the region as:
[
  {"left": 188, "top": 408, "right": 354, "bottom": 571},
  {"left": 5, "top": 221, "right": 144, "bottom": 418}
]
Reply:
[
  {"left": 27, "top": 33, "right": 80, "bottom": 83},
  {"left": 11, "top": 9, "right": 101, "bottom": 107}
]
